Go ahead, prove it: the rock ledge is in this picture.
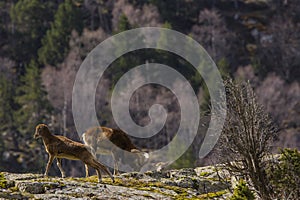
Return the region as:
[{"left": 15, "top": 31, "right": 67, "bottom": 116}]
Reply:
[{"left": 0, "top": 167, "right": 231, "bottom": 199}]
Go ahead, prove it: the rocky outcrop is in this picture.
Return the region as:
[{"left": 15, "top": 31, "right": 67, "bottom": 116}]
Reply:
[{"left": 0, "top": 166, "right": 232, "bottom": 199}]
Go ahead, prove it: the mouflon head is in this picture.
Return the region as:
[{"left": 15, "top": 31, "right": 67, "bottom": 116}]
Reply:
[{"left": 34, "top": 124, "right": 50, "bottom": 139}]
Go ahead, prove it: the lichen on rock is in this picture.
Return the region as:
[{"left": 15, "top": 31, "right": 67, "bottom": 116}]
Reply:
[{"left": 0, "top": 167, "right": 232, "bottom": 199}]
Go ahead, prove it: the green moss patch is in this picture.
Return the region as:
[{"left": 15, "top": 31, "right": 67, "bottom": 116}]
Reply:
[
  {"left": 199, "top": 171, "right": 209, "bottom": 177},
  {"left": 198, "top": 190, "right": 228, "bottom": 199},
  {"left": 67, "top": 175, "right": 115, "bottom": 184},
  {"left": 0, "top": 172, "right": 8, "bottom": 188},
  {"left": 104, "top": 176, "right": 197, "bottom": 199}
]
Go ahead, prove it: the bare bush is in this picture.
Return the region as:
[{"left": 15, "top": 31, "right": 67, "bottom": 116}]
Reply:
[{"left": 216, "top": 78, "right": 277, "bottom": 199}]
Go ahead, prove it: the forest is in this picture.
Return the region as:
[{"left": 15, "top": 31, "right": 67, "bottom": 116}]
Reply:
[{"left": 0, "top": 0, "right": 299, "bottom": 182}]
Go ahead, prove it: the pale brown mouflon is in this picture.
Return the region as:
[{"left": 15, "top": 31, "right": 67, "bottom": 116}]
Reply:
[
  {"left": 34, "top": 124, "right": 114, "bottom": 183},
  {"left": 82, "top": 126, "right": 149, "bottom": 175}
]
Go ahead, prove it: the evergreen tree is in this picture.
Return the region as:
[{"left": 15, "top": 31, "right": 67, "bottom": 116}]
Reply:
[
  {"left": 156, "top": 22, "right": 201, "bottom": 88},
  {"left": 0, "top": 74, "right": 15, "bottom": 169},
  {"left": 9, "top": 0, "right": 54, "bottom": 64},
  {"left": 117, "top": 13, "right": 131, "bottom": 32},
  {"left": 109, "top": 13, "right": 140, "bottom": 84},
  {"left": 38, "top": 0, "right": 83, "bottom": 66},
  {"left": 0, "top": 1, "right": 12, "bottom": 58},
  {"left": 199, "top": 59, "right": 229, "bottom": 114},
  {"left": 270, "top": 148, "right": 300, "bottom": 198},
  {"left": 0, "top": 75, "right": 14, "bottom": 132},
  {"left": 150, "top": 0, "right": 203, "bottom": 31},
  {"left": 14, "top": 60, "right": 51, "bottom": 136}
]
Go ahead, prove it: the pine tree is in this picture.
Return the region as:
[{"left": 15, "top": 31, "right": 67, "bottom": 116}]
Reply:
[
  {"left": 14, "top": 60, "right": 51, "bottom": 136},
  {"left": 270, "top": 148, "right": 300, "bottom": 199},
  {"left": 117, "top": 13, "right": 131, "bottom": 32},
  {"left": 109, "top": 13, "right": 136, "bottom": 84},
  {"left": 199, "top": 61, "right": 229, "bottom": 114},
  {"left": 0, "top": 74, "right": 15, "bottom": 169},
  {"left": 38, "top": 0, "right": 83, "bottom": 66},
  {"left": 0, "top": 75, "right": 14, "bottom": 132},
  {"left": 9, "top": 0, "right": 54, "bottom": 63}
]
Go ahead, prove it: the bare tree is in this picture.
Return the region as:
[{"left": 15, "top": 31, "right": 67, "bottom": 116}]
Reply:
[
  {"left": 256, "top": 16, "right": 300, "bottom": 82},
  {"left": 112, "top": 0, "right": 161, "bottom": 31},
  {"left": 190, "top": 9, "right": 235, "bottom": 64},
  {"left": 216, "top": 78, "right": 277, "bottom": 199},
  {"left": 255, "top": 73, "right": 300, "bottom": 127},
  {"left": 235, "top": 66, "right": 300, "bottom": 149}
]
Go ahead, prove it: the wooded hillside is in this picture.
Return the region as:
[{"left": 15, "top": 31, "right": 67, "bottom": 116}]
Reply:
[{"left": 0, "top": 0, "right": 299, "bottom": 176}]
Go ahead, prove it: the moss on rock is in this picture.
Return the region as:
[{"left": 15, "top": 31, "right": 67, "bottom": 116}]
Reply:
[{"left": 0, "top": 172, "right": 8, "bottom": 188}]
